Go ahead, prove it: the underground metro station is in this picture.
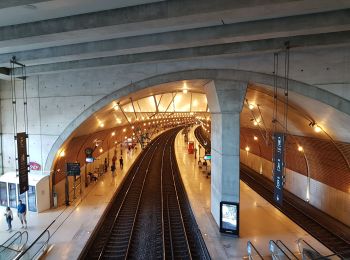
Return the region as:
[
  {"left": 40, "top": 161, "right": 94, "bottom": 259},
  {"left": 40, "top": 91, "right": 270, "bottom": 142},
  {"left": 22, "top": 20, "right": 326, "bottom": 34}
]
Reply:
[{"left": 0, "top": 1, "right": 350, "bottom": 259}]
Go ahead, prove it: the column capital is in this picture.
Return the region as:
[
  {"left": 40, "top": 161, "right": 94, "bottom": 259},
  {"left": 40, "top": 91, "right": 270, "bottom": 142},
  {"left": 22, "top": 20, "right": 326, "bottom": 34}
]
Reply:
[{"left": 204, "top": 80, "right": 248, "bottom": 114}]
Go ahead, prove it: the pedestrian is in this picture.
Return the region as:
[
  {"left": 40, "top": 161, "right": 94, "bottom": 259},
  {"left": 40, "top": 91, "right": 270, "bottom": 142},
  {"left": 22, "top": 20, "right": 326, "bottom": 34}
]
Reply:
[
  {"left": 111, "top": 163, "right": 116, "bottom": 177},
  {"left": 119, "top": 156, "right": 124, "bottom": 170},
  {"left": 104, "top": 158, "right": 108, "bottom": 173},
  {"left": 4, "top": 207, "right": 13, "bottom": 232},
  {"left": 17, "top": 200, "right": 27, "bottom": 229}
]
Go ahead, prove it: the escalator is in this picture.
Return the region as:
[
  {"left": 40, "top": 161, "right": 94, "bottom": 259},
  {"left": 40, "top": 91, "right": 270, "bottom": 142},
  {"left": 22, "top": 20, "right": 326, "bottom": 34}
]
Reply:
[{"left": 0, "top": 231, "right": 28, "bottom": 259}]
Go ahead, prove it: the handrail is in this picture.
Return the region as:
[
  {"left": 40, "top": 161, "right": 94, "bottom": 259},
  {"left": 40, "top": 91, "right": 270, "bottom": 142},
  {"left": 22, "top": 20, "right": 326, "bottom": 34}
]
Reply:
[
  {"left": 169, "top": 147, "right": 193, "bottom": 259},
  {"left": 0, "top": 231, "right": 21, "bottom": 253},
  {"left": 14, "top": 220, "right": 55, "bottom": 260},
  {"left": 97, "top": 135, "right": 161, "bottom": 259},
  {"left": 0, "top": 230, "right": 28, "bottom": 255},
  {"left": 0, "top": 231, "right": 21, "bottom": 247},
  {"left": 313, "top": 249, "right": 350, "bottom": 260},
  {"left": 276, "top": 240, "right": 298, "bottom": 259},
  {"left": 247, "top": 241, "right": 263, "bottom": 260},
  {"left": 269, "top": 240, "right": 291, "bottom": 260}
]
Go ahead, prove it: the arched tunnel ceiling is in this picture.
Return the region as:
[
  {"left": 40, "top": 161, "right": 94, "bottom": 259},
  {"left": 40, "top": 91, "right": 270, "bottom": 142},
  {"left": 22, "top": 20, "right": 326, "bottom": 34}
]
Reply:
[{"left": 68, "top": 80, "right": 350, "bottom": 144}]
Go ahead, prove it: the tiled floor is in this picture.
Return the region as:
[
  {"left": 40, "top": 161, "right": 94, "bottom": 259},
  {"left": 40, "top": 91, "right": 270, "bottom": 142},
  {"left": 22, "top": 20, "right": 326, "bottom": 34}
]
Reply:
[
  {"left": 174, "top": 128, "right": 333, "bottom": 259},
  {"left": 0, "top": 128, "right": 333, "bottom": 259}
]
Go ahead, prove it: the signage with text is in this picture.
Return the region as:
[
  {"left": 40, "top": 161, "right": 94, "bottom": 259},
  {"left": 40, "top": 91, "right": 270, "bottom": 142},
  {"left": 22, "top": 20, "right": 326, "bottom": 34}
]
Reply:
[
  {"left": 273, "top": 132, "right": 285, "bottom": 205},
  {"left": 66, "top": 162, "right": 81, "bottom": 176},
  {"left": 17, "top": 132, "right": 29, "bottom": 194}
]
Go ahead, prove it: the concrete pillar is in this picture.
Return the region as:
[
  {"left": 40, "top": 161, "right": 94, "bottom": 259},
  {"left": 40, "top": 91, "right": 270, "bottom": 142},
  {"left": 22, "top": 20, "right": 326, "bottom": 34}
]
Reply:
[{"left": 204, "top": 80, "right": 247, "bottom": 229}]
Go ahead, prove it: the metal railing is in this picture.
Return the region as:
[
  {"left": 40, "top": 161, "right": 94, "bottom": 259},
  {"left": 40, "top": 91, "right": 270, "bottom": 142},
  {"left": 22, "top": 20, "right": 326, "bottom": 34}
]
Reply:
[
  {"left": 0, "top": 230, "right": 28, "bottom": 259},
  {"left": 269, "top": 240, "right": 295, "bottom": 260},
  {"left": 276, "top": 240, "right": 298, "bottom": 260},
  {"left": 247, "top": 241, "right": 263, "bottom": 260},
  {"left": 14, "top": 220, "right": 54, "bottom": 260},
  {"left": 297, "top": 239, "right": 325, "bottom": 260}
]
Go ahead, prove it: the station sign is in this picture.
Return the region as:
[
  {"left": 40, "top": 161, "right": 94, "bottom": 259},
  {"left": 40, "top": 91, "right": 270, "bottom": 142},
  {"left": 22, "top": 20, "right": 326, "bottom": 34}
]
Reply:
[
  {"left": 66, "top": 162, "right": 81, "bottom": 176},
  {"left": 220, "top": 201, "right": 239, "bottom": 236},
  {"left": 17, "top": 132, "right": 29, "bottom": 194},
  {"left": 273, "top": 132, "right": 284, "bottom": 205}
]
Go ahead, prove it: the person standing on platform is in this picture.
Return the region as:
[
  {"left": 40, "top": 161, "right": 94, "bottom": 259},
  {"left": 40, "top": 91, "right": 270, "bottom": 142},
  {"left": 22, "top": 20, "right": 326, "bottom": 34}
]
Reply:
[
  {"left": 4, "top": 207, "right": 13, "bottom": 232},
  {"left": 17, "top": 200, "right": 27, "bottom": 229},
  {"left": 111, "top": 163, "right": 116, "bottom": 177},
  {"left": 104, "top": 158, "right": 108, "bottom": 173},
  {"left": 119, "top": 156, "right": 124, "bottom": 170}
]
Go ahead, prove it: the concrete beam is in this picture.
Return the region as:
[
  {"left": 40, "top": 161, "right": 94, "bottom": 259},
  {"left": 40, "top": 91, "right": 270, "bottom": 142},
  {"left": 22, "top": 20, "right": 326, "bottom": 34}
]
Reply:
[
  {"left": 13, "top": 31, "right": 350, "bottom": 75},
  {"left": 0, "top": 0, "right": 50, "bottom": 9},
  {"left": 1, "top": 1, "right": 350, "bottom": 53},
  {"left": 3, "top": 7, "right": 350, "bottom": 66}
]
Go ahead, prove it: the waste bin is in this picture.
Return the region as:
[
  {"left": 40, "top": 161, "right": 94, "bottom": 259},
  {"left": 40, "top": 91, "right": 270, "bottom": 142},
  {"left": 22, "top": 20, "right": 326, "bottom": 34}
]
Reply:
[
  {"left": 53, "top": 192, "right": 58, "bottom": 208},
  {"left": 188, "top": 141, "right": 194, "bottom": 154}
]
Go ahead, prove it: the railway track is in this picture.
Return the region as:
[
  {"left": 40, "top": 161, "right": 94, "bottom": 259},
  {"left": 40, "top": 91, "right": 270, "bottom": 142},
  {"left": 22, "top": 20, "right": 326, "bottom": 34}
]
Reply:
[
  {"left": 80, "top": 127, "right": 210, "bottom": 259},
  {"left": 194, "top": 126, "right": 210, "bottom": 154},
  {"left": 194, "top": 126, "right": 350, "bottom": 258}
]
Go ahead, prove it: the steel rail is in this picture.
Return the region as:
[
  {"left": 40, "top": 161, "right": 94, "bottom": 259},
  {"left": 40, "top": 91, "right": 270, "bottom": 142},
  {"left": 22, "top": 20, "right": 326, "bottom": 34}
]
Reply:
[
  {"left": 97, "top": 134, "right": 162, "bottom": 259},
  {"left": 124, "top": 144, "right": 161, "bottom": 259},
  {"left": 169, "top": 147, "right": 193, "bottom": 259},
  {"left": 125, "top": 132, "right": 173, "bottom": 259}
]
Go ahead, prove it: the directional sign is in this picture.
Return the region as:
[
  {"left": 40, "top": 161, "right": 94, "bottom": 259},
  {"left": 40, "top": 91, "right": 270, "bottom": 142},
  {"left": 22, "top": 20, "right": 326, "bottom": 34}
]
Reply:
[
  {"left": 273, "top": 133, "right": 285, "bottom": 205},
  {"left": 17, "top": 132, "right": 29, "bottom": 194},
  {"left": 66, "top": 162, "right": 81, "bottom": 176}
]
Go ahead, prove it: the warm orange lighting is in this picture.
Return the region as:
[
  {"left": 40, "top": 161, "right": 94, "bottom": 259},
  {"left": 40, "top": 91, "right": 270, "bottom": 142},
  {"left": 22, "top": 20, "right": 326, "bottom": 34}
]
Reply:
[
  {"left": 248, "top": 103, "right": 255, "bottom": 110},
  {"left": 253, "top": 136, "right": 258, "bottom": 141},
  {"left": 59, "top": 150, "right": 65, "bottom": 157},
  {"left": 253, "top": 121, "right": 258, "bottom": 126},
  {"left": 183, "top": 89, "right": 188, "bottom": 94},
  {"left": 99, "top": 148, "right": 103, "bottom": 153},
  {"left": 123, "top": 128, "right": 126, "bottom": 132},
  {"left": 314, "top": 125, "right": 321, "bottom": 133},
  {"left": 245, "top": 146, "right": 250, "bottom": 152},
  {"left": 99, "top": 123, "right": 104, "bottom": 128},
  {"left": 298, "top": 145, "right": 303, "bottom": 152},
  {"left": 111, "top": 132, "right": 115, "bottom": 136}
]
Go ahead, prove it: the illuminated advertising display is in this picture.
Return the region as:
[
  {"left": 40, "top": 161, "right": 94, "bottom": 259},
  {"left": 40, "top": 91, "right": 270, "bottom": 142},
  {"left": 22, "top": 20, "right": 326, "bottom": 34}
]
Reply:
[{"left": 220, "top": 201, "right": 239, "bottom": 235}]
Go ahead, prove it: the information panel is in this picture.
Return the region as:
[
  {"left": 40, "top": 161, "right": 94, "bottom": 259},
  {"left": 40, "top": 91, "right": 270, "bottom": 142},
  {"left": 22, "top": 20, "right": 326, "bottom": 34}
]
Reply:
[
  {"left": 66, "top": 162, "right": 81, "bottom": 176},
  {"left": 220, "top": 201, "right": 239, "bottom": 235},
  {"left": 273, "top": 132, "right": 285, "bottom": 205},
  {"left": 17, "top": 132, "right": 29, "bottom": 194}
]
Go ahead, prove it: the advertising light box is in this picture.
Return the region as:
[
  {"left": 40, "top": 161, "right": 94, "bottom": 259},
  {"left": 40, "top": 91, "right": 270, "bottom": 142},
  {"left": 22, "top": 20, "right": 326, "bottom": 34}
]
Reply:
[{"left": 220, "top": 201, "right": 239, "bottom": 235}]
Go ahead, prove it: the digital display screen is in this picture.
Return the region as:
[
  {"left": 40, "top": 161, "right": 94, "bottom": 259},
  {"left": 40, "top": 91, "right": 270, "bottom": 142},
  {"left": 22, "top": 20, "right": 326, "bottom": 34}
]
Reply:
[
  {"left": 220, "top": 201, "right": 239, "bottom": 235},
  {"left": 86, "top": 157, "right": 94, "bottom": 163}
]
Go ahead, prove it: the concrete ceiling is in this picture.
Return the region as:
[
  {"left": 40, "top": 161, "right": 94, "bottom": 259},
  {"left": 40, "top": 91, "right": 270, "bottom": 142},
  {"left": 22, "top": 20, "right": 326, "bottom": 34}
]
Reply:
[
  {"left": 0, "top": 1, "right": 349, "bottom": 145},
  {"left": 1, "top": 0, "right": 350, "bottom": 71}
]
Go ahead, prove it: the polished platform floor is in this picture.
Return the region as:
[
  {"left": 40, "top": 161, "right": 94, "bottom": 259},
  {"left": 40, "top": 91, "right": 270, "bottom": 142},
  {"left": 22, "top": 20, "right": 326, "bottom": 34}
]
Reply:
[{"left": 0, "top": 128, "right": 333, "bottom": 259}]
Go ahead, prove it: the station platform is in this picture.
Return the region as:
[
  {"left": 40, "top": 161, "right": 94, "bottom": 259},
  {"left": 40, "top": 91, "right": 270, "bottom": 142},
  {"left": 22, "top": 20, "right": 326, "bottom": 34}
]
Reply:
[
  {"left": 0, "top": 127, "right": 333, "bottom": 259},
  {"left": 0, "top": 146, "right": 141, "bottom": 259},
  {"left": 174, "top": 127, "right": 333, "bottom": 259}
]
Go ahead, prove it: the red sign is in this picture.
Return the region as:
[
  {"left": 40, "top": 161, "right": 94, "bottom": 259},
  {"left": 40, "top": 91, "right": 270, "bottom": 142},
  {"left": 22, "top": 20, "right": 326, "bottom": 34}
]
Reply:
[{"left": 30, "top": 162, "right": 41, "bottom": 171}]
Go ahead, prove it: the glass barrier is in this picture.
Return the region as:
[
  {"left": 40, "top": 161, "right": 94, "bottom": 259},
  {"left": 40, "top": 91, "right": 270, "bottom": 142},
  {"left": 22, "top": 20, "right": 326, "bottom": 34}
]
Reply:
[
  {"left": 247, "top": 241, "right": 263, "bottom": 260},
  {"left": 297, "top": 239, "right": 325, "bottom": 260},
  {"left": 269, "top": 240, "right": 293, "bottom": 260},
  {"left": 16, "top": 230, "right": 50, "bottom": 260},
  {"left": 276, "top": 240, "right": 298, "bottom": 260}
]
